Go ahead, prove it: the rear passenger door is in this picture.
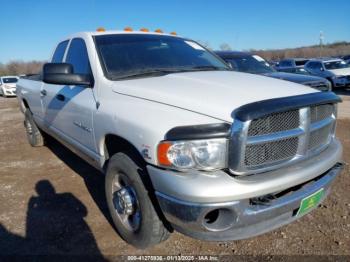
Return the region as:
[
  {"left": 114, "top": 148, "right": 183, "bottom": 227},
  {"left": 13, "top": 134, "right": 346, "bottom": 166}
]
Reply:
[
  {"left": 43, "top": 38, "right": 97, "bottom": 153},
  {"left": 40, "top": 40, "right": 69, "bottom": 119}
]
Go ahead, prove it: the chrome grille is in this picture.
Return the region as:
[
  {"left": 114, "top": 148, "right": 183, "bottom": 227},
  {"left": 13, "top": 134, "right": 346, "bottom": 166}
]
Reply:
[
  {"left": 244, "top": 137, "right": 298, "bottom": 167},
  {"left": 308, "top": 123, "right": 333, "bottom": 150},
  {"left": 229, "top": 103, "right": 336, "bottom": 175},
  {"left": 310, "top": 104, "right": 334, "bottom": 123},
  {"left": 248, "top": 110, "right": 299, "bottom": 136}
]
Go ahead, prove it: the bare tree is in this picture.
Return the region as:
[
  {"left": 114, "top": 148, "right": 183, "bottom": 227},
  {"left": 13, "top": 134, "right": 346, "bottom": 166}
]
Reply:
[{"left": 219, "top": 43, "right": 232, "bottom": 51}]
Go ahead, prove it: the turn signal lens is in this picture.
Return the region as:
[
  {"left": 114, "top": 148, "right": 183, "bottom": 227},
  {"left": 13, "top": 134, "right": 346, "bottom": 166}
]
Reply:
[
  {"left": 140, "top": 28, "right": 149, "bottom": 32},
  {"left": 157, "top": 142, "right": 172, "bottom": 166},
  {"left": 155, "top": 29, "right": 163, "bottom": 33},
  {"left": 124, "top": 27, "right": 133, "bottom": 32},
  {"left": 96, "top": 27, "right": 106, "bottom": 32}
]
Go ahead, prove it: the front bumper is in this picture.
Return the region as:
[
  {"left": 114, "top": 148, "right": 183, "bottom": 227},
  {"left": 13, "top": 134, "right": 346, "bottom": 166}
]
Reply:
[
  {"left": 333, "top": 77, "right": 348, "bottom": 87},
  {"left": 2, "top": 88, "right": 16, "bottom": 96},
  {"left": 155, "top": 163, "right": 343, "bottom": 241},
  {"left": 147, "top": 138, "right": 343, "bottom": 241}
]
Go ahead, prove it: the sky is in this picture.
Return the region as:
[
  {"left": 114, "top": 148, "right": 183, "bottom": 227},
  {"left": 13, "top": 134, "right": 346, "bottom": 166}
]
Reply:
[{"left": 0, "top": 0, "right": 349, "bottom": 63}]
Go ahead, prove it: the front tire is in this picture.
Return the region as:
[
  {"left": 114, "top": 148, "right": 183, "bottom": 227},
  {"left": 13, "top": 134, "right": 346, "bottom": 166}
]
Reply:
[
  {"left": 105, "top": 152, "right": 170, "bottom": 249},
  {"left": 24, "top": 109, "right": 45, "bottom": 147}
]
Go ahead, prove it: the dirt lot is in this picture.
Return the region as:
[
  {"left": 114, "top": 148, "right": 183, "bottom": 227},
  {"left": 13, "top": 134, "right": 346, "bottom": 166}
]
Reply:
[{"left": 0, "top": 95, "right": 349, "bottom": 260}]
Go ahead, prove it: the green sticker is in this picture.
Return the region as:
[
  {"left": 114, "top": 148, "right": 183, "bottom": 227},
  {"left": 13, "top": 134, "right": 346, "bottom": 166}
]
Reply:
[{"left": 297, "top": 188, "right": 324, "bottom": 217}]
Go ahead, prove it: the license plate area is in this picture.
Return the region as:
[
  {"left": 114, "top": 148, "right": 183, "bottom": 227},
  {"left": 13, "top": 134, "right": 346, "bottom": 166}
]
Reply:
[{"left": 296, "top": 188, "right": 324, "bottom": 217}]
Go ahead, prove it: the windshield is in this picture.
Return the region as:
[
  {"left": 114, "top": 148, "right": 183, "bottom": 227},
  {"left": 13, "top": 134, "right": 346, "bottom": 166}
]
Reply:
[
  {"left": 2, "top": 77, "right": 18, "bottom": 83},
  {"left": 324, "top": 60, "right": 349, "bottom": 70},
  {"left": 226, "top": 55, "right": 275, "bottom": 74},
  {"left": 94, "top": 34, "right": 230, "bottom": 80}
]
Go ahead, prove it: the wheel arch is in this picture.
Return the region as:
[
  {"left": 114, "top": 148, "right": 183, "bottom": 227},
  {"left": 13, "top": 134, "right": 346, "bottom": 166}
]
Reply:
[
  {"left": 101, "top": 133, "right": 146, "bottom": 170},
  {"left": 20, "top": 98, "right": 30, "bottom": 113}
]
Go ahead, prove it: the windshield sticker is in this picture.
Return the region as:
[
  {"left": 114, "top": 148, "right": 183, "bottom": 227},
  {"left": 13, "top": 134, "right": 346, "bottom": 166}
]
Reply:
[
  {"left": 185, "top": 41, "right": 205, "bottom": 50},
  {"left": 253, "top": 55, "right": 265, "bottom": 62}
]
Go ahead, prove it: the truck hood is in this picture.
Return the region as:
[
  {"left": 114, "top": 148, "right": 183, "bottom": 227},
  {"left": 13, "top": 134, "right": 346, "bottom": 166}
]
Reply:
[
  {"left": 328, "top": 68, "right": 350, "bottom": 76},
  {"left": 111, "top": 71, "right": 317, "bottom": 122},
  {"left": 263, "top": 72, "right": 326, "bottom": 84}
]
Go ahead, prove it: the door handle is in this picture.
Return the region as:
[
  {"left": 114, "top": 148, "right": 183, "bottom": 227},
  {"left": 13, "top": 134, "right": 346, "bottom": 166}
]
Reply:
[
  {"left": 40, "top": 89, "right": 47, "bottom": 97},
  {"left": 56, "top": 94, "right": 65, "bottom": 101}
]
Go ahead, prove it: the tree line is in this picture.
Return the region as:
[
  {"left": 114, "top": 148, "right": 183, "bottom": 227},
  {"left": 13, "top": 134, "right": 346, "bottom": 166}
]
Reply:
[
  {"left": 216, "top": 41, "right": 350, "bottom": 61},
  {"left": 251, "top": 41, "right": 350, "bottom": 61},
  {"left": 0, "top": 60, "right": 45, "bottom": 76}
]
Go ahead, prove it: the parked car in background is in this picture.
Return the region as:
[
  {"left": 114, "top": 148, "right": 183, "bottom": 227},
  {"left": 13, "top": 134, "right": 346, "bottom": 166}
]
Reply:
[
  {"left": 342, "top": 55, "right": 350, "bottom": 64},
  {"left": 267, "top": 60, "right": 279, "bottom": 68},
  {"left": 304, "top": 58, "right": 350, "bottom": 89},
  {"left": 216, "top": 51, "right": 331, "bottom": 91},
  {"left": 275, "top": 58, "right": 309, "bottom": 73},
  {"left": 0, "top": 76, "right": 19, "bottom": 97}
]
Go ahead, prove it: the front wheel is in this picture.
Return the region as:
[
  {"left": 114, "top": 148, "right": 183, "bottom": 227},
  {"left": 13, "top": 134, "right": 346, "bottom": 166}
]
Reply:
[{"left": 105, "top": 152, "right": 170, "bottom": 249}]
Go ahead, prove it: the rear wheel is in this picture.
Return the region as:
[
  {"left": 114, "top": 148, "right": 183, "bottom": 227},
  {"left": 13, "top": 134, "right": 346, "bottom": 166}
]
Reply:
[
  {"left": 24, "top": 109, "right": 45, "bottom": 147},
  {"left": 105, "top": 152, "right": 170, "bottom": 248}
]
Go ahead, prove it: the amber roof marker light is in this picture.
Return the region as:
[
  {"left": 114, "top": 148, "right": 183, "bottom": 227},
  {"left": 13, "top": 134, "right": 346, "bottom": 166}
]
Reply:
[
  {"left": 140, "top": 28, "right": 149, "bottom": 32},
  {"left": 124, "top": 26, "right": 133, "bottom": 32},
  {"left": 155, "top": 29, "right": 163, "bottom": 33},
  {"left": 96, "top": 27, "right": 106, "bottom": 32},
  {"left": 170, "top": 31, "right": 177, "bottom": 35}
]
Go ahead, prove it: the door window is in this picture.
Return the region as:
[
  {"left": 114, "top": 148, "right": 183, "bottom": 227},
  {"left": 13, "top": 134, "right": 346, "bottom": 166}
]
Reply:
[
  {"left": 65, "top": 38, "right": 92, "bottom": 75},
  {"left": 51, "top": 40, "right": 69, "bottom": 63},
  {"left": 279, "top": 60, "right": 293, "bottom": 67}
]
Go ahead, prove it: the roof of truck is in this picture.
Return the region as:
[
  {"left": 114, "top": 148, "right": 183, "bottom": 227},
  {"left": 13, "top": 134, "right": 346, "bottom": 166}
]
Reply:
[{"left": 68, "top": 30, "right": 180, "bottom": 38}]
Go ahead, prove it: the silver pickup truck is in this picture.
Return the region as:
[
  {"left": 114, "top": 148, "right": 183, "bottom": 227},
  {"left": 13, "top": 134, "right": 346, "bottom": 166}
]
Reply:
[{"left": 16, "top": 30, "right": 343, "bottom": 249}]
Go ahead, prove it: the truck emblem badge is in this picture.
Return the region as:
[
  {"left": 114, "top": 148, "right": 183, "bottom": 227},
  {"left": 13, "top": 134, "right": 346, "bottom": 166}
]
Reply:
[
  {"left": 141, "top": 148, "right": 152, "bottom": 160},
  {"left": 73, "top": 121, "right": 92, "bottom": 133}
]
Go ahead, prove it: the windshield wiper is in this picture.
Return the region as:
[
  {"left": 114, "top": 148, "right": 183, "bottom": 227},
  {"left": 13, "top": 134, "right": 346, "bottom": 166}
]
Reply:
[
  {"left": 111, "top": 66, "right": 230, "bottom": 80},
  {"left": 189, "top": 65, "right": 230, "bottom": 71},
  {"left": 112, "top": 68, "right": 184, "bottom": 80}
]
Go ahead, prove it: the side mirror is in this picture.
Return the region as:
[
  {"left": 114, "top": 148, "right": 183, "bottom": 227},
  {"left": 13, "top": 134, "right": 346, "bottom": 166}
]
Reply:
[{"left": 43, "top": 63, "right": 92, "bottom": 86}]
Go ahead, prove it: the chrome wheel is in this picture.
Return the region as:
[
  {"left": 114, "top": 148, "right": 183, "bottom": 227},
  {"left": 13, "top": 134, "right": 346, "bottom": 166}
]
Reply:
[{"left": 112, "top": 173, "right": 141, "bottom": 232}]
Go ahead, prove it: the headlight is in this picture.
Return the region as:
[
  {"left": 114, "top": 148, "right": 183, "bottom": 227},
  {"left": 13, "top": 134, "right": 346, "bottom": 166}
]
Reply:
[
  {"left": 332, "top": 75, "right": 345, "bottom": 80},
  {"left": 326, "top": 80, "right": 332, "bottom": 91},
  {"left": 157, "top": 138, "right": 228, "bottom": 171}
]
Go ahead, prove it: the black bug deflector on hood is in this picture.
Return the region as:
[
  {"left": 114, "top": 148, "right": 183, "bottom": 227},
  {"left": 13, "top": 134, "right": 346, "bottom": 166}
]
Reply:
[{"left": 232, "top": 92, "right": 341, "bottom": 122}]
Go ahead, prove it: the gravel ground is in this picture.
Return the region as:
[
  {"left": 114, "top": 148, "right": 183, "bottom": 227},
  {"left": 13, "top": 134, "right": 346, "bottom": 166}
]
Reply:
[{"left": 0, "top": 95, "right": 349, "bottom": 260}]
